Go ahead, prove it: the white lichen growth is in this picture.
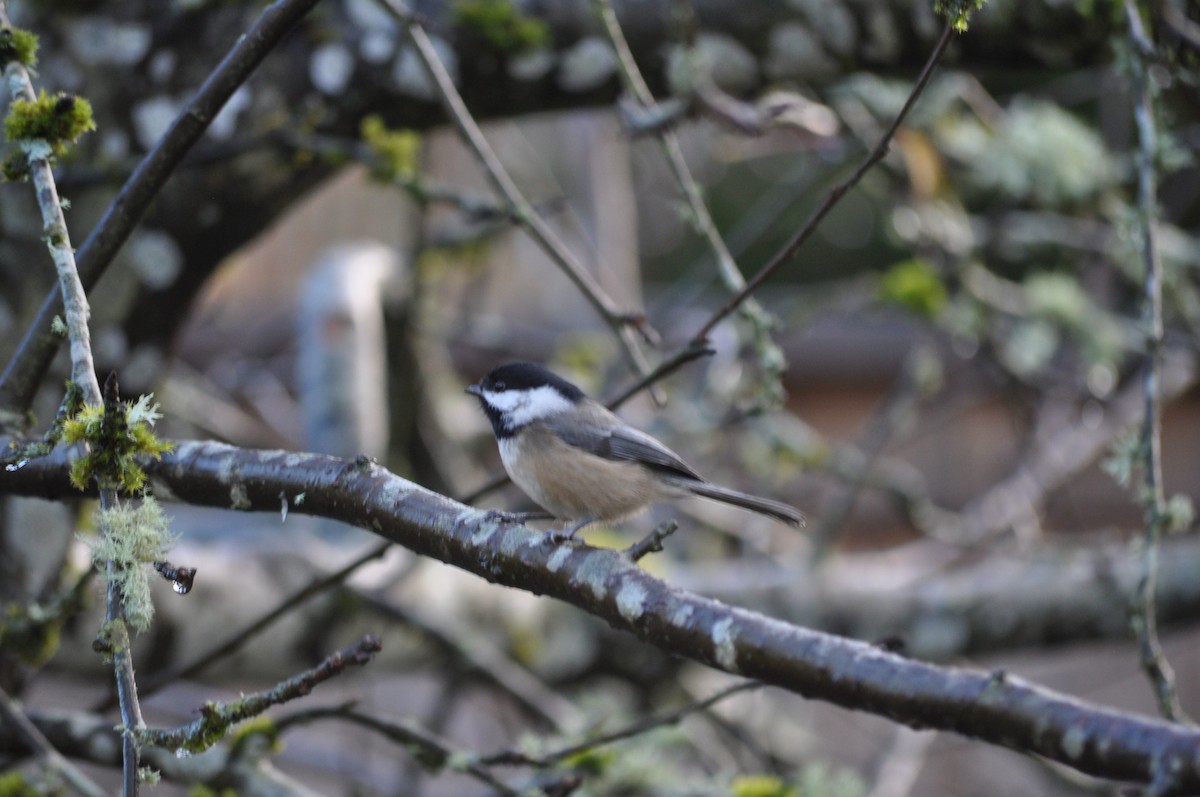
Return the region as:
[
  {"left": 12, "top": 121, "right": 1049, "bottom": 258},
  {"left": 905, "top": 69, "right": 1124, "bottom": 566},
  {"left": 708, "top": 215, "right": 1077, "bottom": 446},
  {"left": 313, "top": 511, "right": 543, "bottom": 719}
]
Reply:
[
  {"left": 1166, "top": 493, "right": 1195, "bottom": 534},
  {"left": 508, "top": 48, "right": 555, "bottom": 82},
  {"left": 546, "top": 545, "right": 572, "bottom": 573},
  {"left": 229, "top": 483, "right": 251, "bottom": 511},
  {"left": 712, "top": 617, "right": 738, "bottom": 671},
  {"left": 1061, "top": 724, "right": 1087, "bottom": 760},
  {"left": 22, "top": 138, "right": 54, "bottom": 161},
  {"left": 616, "top": 581, "right": 648, "bottom": 622},
  {"left": 85, "top": 496, "right": 177, "bottom": 632},
  {"left": 126, "top": 393, "right": 164, "bottom": 427},
  {"left": 940, "top": 100, "right": 1116, "bottom": 207}
]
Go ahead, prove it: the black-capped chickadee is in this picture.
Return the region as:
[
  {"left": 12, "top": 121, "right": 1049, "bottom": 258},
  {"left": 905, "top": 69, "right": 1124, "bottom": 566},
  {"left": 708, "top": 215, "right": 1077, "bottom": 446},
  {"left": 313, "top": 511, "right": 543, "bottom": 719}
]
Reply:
[{"left": 466, "top": 362, "right": 804, "bottom": 538}]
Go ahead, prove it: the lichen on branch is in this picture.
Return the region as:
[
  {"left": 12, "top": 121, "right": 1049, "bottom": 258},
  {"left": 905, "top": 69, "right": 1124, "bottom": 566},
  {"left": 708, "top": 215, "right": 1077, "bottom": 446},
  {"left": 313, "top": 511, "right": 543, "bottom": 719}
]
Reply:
[
  {"left": 83, "top": 497, "right": 177, "bottom": 632},
  {"left": 0, "top": 25, "right": 37, "bottom": 68},
  {"left": 2, "top": 88, "right": 95, "bottom": 180},
  {"left": 62, "top": 393, "right": 172, "bottom": 493}
]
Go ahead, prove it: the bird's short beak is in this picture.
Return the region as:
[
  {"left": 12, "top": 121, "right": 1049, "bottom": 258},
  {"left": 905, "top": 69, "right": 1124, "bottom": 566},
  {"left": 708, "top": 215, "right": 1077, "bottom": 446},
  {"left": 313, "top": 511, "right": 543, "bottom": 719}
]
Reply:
[{"left": 464, "top": 384, "right": 482, "bottom": 397}]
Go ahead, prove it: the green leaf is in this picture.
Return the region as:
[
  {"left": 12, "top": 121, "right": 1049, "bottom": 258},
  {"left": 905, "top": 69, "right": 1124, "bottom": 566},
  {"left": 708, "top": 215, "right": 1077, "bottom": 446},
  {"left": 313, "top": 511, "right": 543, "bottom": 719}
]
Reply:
[
  {"left": 878, "top": 258, "right": 947, "bottom": 318},
  {"left": 730, "top": 774, "right": 795, "bottom": 797}
]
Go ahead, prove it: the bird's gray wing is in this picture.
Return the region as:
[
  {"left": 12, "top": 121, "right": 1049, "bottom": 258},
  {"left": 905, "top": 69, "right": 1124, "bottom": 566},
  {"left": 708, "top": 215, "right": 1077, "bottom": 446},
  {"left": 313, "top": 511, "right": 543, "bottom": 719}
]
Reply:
[{"left": 544, "top": 405, "right": 702, "bottom": 481}]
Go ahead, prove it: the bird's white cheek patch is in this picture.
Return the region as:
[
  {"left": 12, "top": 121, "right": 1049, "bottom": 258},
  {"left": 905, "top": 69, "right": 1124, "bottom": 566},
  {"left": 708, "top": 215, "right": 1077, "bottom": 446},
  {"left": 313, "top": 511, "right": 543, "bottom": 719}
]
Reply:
[
  {"left": 482, "top": 389, "right": 522, "bottom": 413},
  {"left": 492, "top": 385, "right": 573, "bottom": 427}
]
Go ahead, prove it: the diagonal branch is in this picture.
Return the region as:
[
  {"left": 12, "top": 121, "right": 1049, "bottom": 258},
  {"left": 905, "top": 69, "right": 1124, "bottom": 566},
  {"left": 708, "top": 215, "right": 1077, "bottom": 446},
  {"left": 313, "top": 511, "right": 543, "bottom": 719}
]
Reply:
[
  {"left": 0, "top": 0, "right": 324, "bottom": 416},
  {"left": 480, "top": 679, "right": 761, "bottom": 767},
  {"left": 277, "top": 706, "right": 521, "bottom": 795},
  {"left": 4, "top": 440, "right": 1200, "bottom": 793},
  {"left": 591, "top": 0, "right": 784, "bottom": 399},
  {"left": 1123, "top": 0, "right": 1187, "bottom": 723},
  {"left": 692, "top": 22, "right": 956, "bottom": 343},
  {"left": 0, "top": 686, "right": 108, "bottom": 797},
  {"left": 1, "top": 6, "right": 142, "bottom": 791},
  {"left": 0, "top": 3, "right": 100, "bottom": 406},
  {"left": 375, "top": 0, "right": 657, "bottom": 382},
  {"left": 941, "top": 349, "right": 1196, "bottom": 545},
  {"left": 101, "top": 541, "right": 393, "bottom": 711},
  {"left": 137, "top": 635, "right": 381, "bottom": 753}
]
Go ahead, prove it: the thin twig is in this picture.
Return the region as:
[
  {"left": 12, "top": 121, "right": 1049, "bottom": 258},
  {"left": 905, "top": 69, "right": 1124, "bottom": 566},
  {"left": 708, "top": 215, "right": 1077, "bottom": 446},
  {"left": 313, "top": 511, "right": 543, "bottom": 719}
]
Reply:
[
  {"left": 99, "top": 541, "right": 396, "bottom": 711},
  {"left": 692, "top": 22, "right": 957, "bottom": 343},
  {"left": 359, "top": 589, "right": 578, "bottom": 729},
  {"left": 98, "top": 377, "right": 145, "bottom": 797},
  {"left": 276, "top": 705, "right": 520, "bottom": 796},
  {"left": 808, "top": 346, "right": 931, "bottom": 561},
  {"left": 0, "top": 7, "right": 146, "bottom": 791},
  {"left": 625, "top": 519, "right": 678, "bottom": 561},
  {"left": 0, "top": 686, "right": 109, "bottom": 797},
  {"left": 2, "top": 1, "right": 326, "bottom": 780},
  {"left": 0, "top": 5, "right": 100, "bottom": 407},
  {"left": 605, "top": 340, "right": 716, "bottom": 410},
  {"left": 1124, "top": 0, "right": 1187, "bottom": 723},
  {"left": 481, "top": 680, "right": 763, "bottom": 766},
  {"left": 592, "top": 0, "right": 785, "bottom": 400},
  {"left": 374, "top": 0, "right": 657, "bottom": 384},
  {"left": 138, "top": 635, "right": 381, "bottom": 752},
  {"left": 0, "top": 0, "right": 325, "bottom": 415}
]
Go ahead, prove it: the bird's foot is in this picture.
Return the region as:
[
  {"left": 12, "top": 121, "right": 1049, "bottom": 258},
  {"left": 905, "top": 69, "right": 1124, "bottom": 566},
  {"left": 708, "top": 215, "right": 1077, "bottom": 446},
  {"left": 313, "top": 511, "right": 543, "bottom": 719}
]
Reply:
[{"left": 546, "top": 516, "right": 596, "bottom": 543}]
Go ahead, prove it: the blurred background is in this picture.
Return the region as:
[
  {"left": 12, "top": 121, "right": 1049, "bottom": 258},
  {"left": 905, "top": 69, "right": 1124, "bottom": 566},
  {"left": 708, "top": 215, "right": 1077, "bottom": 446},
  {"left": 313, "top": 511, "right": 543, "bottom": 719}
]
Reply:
[{"left": 2, "top": 1, "right": 1200, "bottom": 795}]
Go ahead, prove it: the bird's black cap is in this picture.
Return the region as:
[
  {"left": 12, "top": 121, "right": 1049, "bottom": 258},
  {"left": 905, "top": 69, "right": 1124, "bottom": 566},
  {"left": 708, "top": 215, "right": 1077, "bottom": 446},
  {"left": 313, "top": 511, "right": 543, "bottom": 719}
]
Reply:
[{"left": 471, "top": 362, "right": 586, "bottom": 401}]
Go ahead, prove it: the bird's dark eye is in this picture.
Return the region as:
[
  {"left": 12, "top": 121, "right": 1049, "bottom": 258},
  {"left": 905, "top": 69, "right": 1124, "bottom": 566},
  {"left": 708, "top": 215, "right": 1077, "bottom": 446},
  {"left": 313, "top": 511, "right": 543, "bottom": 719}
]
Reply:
[{"left": 493, "top": 380, "right": 507, "bottom": 392}]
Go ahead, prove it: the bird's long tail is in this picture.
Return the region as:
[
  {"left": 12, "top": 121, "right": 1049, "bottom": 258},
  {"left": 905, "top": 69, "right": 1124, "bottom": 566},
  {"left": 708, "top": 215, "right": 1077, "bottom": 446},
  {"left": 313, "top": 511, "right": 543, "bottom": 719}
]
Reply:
[{"left": 679, "top": 480, "right": 805, "bottom": 527}]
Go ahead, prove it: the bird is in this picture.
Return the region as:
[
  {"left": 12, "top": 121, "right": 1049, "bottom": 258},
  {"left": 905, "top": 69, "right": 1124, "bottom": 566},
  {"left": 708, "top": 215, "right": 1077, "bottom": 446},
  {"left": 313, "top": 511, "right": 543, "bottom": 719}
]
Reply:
[{"left": 466, "top": 362, "right": 804, "bottom": 538}]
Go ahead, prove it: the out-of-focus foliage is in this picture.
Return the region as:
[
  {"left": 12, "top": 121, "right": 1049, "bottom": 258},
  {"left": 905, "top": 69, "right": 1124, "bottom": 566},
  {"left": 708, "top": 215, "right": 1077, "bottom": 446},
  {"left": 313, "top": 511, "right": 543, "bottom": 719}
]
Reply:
[
  {"left": 361, "top": 116, "right": 422, "bottom": 182},
  {"left": 940, "top": 101, "right": 1116, "bottom": 208},
  {"left": 878, "top": 259, "right": 947, "bottom": 318},
  {"left": 451, "top": 0, "right": 551, "bottom": 53}
]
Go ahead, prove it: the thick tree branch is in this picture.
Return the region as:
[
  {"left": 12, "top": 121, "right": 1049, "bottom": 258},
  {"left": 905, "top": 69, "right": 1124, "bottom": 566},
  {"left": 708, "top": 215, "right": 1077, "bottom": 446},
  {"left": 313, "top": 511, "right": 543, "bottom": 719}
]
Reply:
[
  {"left": 3, "top": 440, "right": 1200, "bottom": 792},
  {"left": 676, "top": 536, "right": 1200, "bottom": 660}
]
